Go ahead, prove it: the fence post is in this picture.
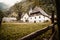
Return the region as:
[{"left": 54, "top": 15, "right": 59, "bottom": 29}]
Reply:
[{"left": 51, "top": 11, "right": 55, "bottom": 34}]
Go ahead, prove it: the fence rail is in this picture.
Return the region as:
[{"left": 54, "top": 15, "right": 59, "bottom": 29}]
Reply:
[
  {"left": 17, "top": 22, "right": 57, "bottom": 40},
  {"left": 49, "top": 31, "right": 56, "bottom": 40}
]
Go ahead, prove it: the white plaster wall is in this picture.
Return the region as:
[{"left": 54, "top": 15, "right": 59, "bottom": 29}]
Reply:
[
  {"left": 44, "top": 17, "right": 50, "bottom": 21},
  {"left": 28, "top": 15, "right": 45, "bottom": 23},
  {"left": 2, "top": 17, "right": 17, "bottom": 22},
  {"left": 21, "top": 13, "right": 29, "bottom": 22},
  {"left": 21, "top": 14, "right": 50, "bottom": 23}
]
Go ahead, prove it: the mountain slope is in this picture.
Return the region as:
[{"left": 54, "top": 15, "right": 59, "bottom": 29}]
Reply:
[{"left": 0, "top": 3, "right": 8, "bottom": 10}]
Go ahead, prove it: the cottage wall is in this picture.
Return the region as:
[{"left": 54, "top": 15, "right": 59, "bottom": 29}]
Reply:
[
  {"left": 21, "top": 13, "right": 29, "bottom": 22},
  {"left": 2, "top": 17, "right": 17, "bottom": 22},
  {"left": 28, "top": 15, "right": 45, "bottom": 23},
  {"left": 21, "top": 6, "right": 50, "bottom": 23}
]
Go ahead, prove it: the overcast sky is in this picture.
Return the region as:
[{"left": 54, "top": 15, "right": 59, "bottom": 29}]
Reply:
[{"left": 0, "top": 0, "right": 22, "bottom": 7}]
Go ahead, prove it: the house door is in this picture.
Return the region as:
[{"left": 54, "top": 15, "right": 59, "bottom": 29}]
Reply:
[
  {"left": 25, "top": 20, "right": 28, "bottom": 22},
  {"left": 34, "top": 21, "right": 36, "bottom": 23}
]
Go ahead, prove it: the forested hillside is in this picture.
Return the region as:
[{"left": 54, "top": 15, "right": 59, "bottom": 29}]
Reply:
[{"left": 10, "top": 0, "right": 56, "bottom": 20}]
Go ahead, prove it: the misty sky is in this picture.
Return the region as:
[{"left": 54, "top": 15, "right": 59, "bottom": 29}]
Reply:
[{"left": 0, "top": 0, "right": 22, "bottom": 7}]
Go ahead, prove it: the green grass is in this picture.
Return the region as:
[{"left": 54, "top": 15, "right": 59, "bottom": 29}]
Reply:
[{"left": 0, "top": 22, "right": 51, "bottom": 40}]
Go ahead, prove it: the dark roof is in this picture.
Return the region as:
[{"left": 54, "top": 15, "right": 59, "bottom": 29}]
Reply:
[
  {"left": 29, "top": 6, "right": 49, "bottom": 17},
  {"left": 30, "top": 11, "right": 40, "bottom": 15},
  {"left": 29, "top": 11, "right": 42, "bottom": 17}
]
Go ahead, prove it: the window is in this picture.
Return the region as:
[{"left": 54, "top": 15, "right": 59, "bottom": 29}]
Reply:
[
  {"left": 35, "top": 17, "right": 36, "bottom": 19},
  {"left": 25, "top": 17, "right": 26, "bottom": 19},
  {"left": 34, "top": 21, "right": 36, "bottom": 23},
  {"left": 39, "top": 16, "right": 41, "bottom": 18},
  {"left": 39, "top": 20, "right": 41, "bottom": 22},
  {"left": 31, "top": 18, "right": 32, "bottom": 19}
]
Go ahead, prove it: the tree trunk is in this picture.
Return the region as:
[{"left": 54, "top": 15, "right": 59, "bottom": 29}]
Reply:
[
  {"left": 0, "top": 18, "right": 2, "bottom": 27},
  {"left": 17, "top": 12, "right": 22, "bottom": 21},
  {"left": 55, "top": 0, "right": 60, "bottom": 40}
]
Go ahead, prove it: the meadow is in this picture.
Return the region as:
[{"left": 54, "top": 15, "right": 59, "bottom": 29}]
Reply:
[{"left": 0, "top": 22, "right": 52, "bottom": 40}]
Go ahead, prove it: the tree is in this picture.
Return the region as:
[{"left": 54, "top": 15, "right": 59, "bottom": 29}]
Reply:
[
  {"left": 0, "top": 10, "right": 10, "bottom": 27},
  {"left": 11, "top": 3, "right": 22, "bottom": 21},
  {"left": 11, "top": 1, "right": 34, "bottom": 21},
  {"left": 27, "top": 0, "right": 56, "bottom": 15},
  {"left": 55, "top": 0, "right": 60, "bottom": 40},
  {"left": 0, "top": 10, "right": 4, "bottom": 27}
]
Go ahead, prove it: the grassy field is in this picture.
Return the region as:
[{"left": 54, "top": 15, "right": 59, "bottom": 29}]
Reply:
[{"left": 0, "top": 22, "right": 51, "bottom": 40}]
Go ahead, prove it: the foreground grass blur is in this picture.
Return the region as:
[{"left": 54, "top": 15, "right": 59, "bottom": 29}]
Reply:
[{"left": 0, "top": 22, "right": 51, "bottom": 40}]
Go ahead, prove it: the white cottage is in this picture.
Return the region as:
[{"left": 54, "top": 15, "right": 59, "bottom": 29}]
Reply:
[
  {"left": 21, "top": 6, "right": 50, "bottom": 23},
  {"left": 28, "top": 11, "right": 50, "bottom": 23}
]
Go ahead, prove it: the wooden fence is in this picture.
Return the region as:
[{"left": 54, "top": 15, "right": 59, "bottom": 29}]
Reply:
[
  {"left": 17, "top": 11, "right": 57, "bottom": 40},
  {"left": 17, "top": 22, "right": 57, "bottom": 40},
  {"left": 17, "top": 0, "right": 60, "bottom": 40}
]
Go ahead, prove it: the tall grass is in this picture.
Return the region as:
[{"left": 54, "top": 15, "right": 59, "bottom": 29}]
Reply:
[{"left": 0, "top": 22, "right": 51, "bottom": 40}]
